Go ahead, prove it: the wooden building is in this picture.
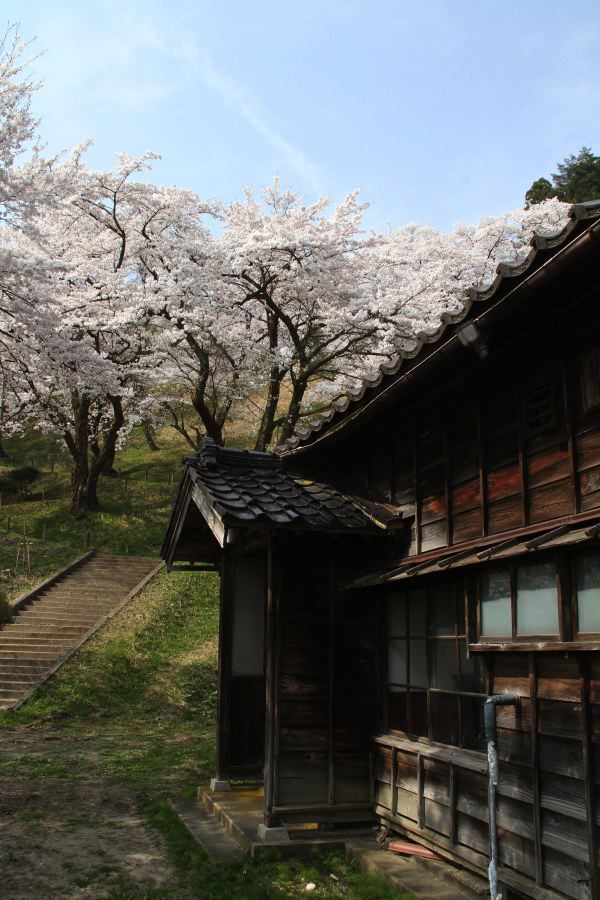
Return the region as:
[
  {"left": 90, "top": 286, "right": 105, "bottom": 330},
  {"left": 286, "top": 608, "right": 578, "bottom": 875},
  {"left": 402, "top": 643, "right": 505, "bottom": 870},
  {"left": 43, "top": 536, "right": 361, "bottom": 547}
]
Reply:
[{"left": 162, "top": 200, "right": 600, "bottom": 898}]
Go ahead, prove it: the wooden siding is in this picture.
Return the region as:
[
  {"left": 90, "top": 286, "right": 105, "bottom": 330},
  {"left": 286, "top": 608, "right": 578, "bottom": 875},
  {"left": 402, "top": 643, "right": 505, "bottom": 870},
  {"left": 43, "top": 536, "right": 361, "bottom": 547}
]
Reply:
[
  {"left": 374, "top": 651, "right": 599, "bottom": 898},
  {"left": 326, "top": 296, "right": 600, "bottom": 564}
]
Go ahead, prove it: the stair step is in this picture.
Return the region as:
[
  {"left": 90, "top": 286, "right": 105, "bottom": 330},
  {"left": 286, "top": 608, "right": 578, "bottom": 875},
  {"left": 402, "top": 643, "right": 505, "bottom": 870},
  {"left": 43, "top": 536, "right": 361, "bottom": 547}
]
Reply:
[
  {"left": 0, "top": 687, "right": 29, "bottom": 699},
  {"left": 0, "top": 556, "right": 159, "bottom": 712}
]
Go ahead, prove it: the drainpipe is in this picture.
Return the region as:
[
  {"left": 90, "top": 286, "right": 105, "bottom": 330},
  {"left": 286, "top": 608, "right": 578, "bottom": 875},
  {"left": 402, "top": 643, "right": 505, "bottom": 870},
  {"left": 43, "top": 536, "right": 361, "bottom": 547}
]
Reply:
[{"left": 485, "top": 693, "right": 520, "bottom": 900}]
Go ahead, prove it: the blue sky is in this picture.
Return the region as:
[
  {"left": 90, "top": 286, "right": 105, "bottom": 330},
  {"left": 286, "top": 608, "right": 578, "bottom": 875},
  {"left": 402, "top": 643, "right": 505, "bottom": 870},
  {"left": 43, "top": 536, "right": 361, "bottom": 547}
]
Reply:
[{"left": 10, "top": 0, "right": 600, "bottom": 231}]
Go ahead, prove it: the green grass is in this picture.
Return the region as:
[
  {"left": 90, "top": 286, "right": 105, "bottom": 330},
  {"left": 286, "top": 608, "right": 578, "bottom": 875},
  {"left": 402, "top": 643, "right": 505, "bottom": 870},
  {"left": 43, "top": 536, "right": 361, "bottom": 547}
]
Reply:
[{"left": 0, "top": 427, "right": 189, "bottom": 599}]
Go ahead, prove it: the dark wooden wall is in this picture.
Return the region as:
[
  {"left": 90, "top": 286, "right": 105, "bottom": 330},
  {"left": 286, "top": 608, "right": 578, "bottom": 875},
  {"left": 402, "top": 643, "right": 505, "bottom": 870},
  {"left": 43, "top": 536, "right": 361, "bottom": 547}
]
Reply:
[
  {"left": 322, "top": 291, "right": 600, "bottom": 561},
  {"left": 267, "top": 534, "right": 378, "bottom": 823},
  {"left": 373, "top": 650, "right": 600, "bottom": 899}
]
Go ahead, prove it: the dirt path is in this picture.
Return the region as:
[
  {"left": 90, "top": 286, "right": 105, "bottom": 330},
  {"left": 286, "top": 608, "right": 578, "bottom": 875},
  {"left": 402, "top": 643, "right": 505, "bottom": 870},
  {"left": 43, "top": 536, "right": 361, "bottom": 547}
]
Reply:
[{"left": 0, "top": 727, "right": 198, "bottom": 900}]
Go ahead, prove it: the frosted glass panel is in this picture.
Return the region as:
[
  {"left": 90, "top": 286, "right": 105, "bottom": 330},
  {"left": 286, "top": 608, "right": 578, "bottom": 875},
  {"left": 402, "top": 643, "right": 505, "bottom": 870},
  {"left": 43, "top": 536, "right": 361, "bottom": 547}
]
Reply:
[
  {"left": 408, "top": 590, "right": 427, "bottom": 636},
  {"left": 481, "top": 569, "right": 511, "bottom": 636},
  {"left": 410, "top": 639, "right": 427, "bottom": 688},
  {"left": 388, "top": 593, "right": 407, "bottom": 636},
  {"left": 431, "top": 640, "right": 458, "bottom": 690},
  {"left": 430, "top": 587, "right": 456, "bottom": 635},
  {"left": 576, "top": 553, "right": 600, "bottom": 633},
  {"left": 460, "top": 640, "right": 486, "bottom": 693},
  {"left": 388, "top": 639, "right": 407, "bottom": 684},
  {"left": 231, "top": 557, "right": 265, "bottom": 675},
  {"left": 516, "top": 562, "right": 558, "bottom": 635}
]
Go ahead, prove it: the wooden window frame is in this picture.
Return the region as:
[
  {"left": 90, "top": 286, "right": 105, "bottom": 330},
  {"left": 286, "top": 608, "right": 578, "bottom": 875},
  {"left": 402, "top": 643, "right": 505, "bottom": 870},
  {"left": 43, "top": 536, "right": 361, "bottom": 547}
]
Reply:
[
  {"left": 385, "top": 581, "right": 487, "bottom": 752},
  {"left": 470, "top": 546, "right": 600, "bottom": 651},
  {"left": 474, "top": 554, "right": 562, "bottom": 644},
  {"left": 571, "top": 547, "right": 600, "bottom": 640}
]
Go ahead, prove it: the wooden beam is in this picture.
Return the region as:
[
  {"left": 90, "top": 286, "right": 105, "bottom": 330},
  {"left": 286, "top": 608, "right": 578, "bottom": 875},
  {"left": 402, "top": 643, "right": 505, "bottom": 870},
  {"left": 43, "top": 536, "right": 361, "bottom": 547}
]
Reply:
[
  {"left": 190, "top": 481, "right": 226, "bottom": 547},
  {"left": 215, "top": 560, "right": 232, "bottom": 783},
  {"left": 263, "top": 534, "right": 281, "bottom": 827}
]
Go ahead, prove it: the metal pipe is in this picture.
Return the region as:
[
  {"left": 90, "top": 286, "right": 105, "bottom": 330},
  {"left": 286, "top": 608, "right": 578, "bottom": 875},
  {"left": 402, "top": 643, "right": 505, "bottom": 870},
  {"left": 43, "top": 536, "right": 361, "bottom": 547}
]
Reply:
[{"left": 485, "top": 693, "right": 520, "bottom": 900}]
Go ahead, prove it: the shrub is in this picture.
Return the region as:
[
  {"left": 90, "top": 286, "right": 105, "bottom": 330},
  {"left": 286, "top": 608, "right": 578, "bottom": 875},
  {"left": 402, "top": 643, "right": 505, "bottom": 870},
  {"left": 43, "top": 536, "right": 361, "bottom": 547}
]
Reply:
[
  {"left": 0, "top": 583, "right": 12, "bottom": 625},
  {"left": 0, "top": 465, "right": 40, "bottom": 497}
]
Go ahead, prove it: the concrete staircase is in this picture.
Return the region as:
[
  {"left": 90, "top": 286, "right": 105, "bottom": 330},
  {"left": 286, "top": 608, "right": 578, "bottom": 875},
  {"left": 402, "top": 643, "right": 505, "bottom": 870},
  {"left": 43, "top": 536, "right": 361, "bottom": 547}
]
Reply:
[{"left": 0, "top": 554, "right": 162, "bottom": 711}]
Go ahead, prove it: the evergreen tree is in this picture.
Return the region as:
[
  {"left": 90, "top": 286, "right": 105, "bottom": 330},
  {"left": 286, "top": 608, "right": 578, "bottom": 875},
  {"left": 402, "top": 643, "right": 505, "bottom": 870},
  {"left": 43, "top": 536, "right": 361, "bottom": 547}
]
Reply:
[{"left": 526, "top": 147, "right": 600, "bottom": 207}]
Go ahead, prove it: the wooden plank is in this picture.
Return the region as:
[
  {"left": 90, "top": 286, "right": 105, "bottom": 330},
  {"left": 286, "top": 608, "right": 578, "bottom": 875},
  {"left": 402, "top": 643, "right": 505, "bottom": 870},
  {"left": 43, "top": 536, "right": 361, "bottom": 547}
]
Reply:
[
  {"left": 530, "top": 655, "right": 544, "bottom": 884},
  {"left": 579, "top": 656, "right": 598, "bottom": 899},
  {"left": 190, "top": 482, "right": 226, "bottom": 547},
  {"left": 576, "top": 427, "right": 600, "bottom": 472},
  {"left": 487, "top": 495, "right": 523, "bottom": 534},
  {"left": 526, "top": 445, "right": 571, "bottom": 489},
  {"left": 529, "top": 478, "right": 573, "bottom": 524},
  {"left": 487, "top": 463, "right": 522, "bottom": 503}
]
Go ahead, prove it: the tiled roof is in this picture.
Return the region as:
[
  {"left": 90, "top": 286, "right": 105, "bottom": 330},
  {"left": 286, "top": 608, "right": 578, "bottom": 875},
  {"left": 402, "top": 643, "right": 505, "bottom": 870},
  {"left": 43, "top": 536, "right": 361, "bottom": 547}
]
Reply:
[
  {"left": 185, "top": 438, "right": 380, "bottom": 533},
  {"left": 277, "top": 200, "right": 600, "bottom": 455}
]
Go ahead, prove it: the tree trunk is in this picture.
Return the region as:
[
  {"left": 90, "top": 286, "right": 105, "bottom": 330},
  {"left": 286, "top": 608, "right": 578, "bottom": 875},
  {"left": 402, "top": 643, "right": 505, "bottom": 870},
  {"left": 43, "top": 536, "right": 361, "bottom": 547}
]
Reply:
[
  {"left": 279, "top": 380, "right": 308, "bottom": 443},
  {"left": 65, "top": 394, "right": 125, "bottom": 516},
  {"left": 142, "top": 421, "right": 159, "bottom": 451},
  {"left": 254, "top": 365, "right": 284, "bottom": 451},
  {"left": 0, "top": 433, "right": 6, "bottom": 459}
]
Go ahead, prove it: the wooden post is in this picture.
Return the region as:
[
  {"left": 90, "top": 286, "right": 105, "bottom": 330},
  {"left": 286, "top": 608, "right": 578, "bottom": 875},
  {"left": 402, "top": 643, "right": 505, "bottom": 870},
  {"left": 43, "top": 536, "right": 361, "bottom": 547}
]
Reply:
[
  {"left": 216, "top": 557, "right": 233, "bottom": 788},
  {"left": 85, "top": 531, "right": 91, "bottom": 550},
  {"left": 263, "top": 535, "right": 281, "bottom": 826},
  {"left": 6, "top": 515, "right": 10, "bottom": 533},
  {"left": 42, "top": 524, "right": 47, "bottom": 543}
]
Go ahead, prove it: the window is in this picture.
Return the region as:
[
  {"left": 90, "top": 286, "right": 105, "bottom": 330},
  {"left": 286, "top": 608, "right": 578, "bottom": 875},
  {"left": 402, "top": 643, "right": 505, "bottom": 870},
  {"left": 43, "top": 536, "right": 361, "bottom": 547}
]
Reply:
[
  {"left": 522, "top": 382, "right": 556, "bottom": 436},
  {"left": 478, "top": 560, "right": 560, "bottom": 641},
  {"left": 575, "top": 551, "right": 600, "bottom": 635},
  {"left": 386, "top": 584, "right": 487, "bottom": 751}
]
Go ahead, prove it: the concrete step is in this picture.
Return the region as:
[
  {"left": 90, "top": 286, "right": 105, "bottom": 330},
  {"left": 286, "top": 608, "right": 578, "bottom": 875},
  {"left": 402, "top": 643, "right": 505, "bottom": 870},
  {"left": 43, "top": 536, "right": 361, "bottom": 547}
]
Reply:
[
  {"left": 0, "top": 687, "right": 29, "bottom": 699},
  {"left": 14, "top": 614, "right": 101, "bottom": 626},
  {"left": 0, "top": 674, "right": 46, "bottom": 685},
  {"left": 20, "top": 601, "right": 121, "bottom": 614},
  {"left": 2, "top": 622, "right": 90, "bottom": 633},
  {"left": 170, "top": 798, "right": 243, "bottom": 862}
]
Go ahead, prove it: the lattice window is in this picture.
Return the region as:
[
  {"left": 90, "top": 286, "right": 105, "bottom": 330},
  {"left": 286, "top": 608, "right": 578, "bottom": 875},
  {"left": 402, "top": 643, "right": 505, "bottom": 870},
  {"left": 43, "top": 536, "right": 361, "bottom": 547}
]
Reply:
[{"left": 522, "top": 382, "right": 556, "bottom": 436}]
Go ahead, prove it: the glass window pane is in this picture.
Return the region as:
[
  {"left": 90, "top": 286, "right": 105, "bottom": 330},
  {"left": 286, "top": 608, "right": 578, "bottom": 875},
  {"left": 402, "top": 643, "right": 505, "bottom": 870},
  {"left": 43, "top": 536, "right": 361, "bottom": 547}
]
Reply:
[
  {"left": 409, "top": 639, "right": 427, "bottom": 688},
  {"left": 431, "top": 692, "right": 459, "bottom": 745},
  {"left": 408, "top": 590, "right": 427, "bottom": 636},
  {"left": 576, "top": 553, "right": 600, "bottom": 634},
  {"left": 409, "top": 689, "right": 428, "bottom": 737},
  {"left": 388, "top": 639, "right": 407, "bottom": 684},
  {"left": 388, "top": 593, "right": 407, "bottom": 636},
  {"left": 430, "top": 587, "right": 456, "bottom": 635},
  {"left": 431, "top": 640, "right": 459, "bottom": 690},
  {"left": 516, "top": 562, "right": 558, "bottom": 635},
  {"left": 459, "top": 641, "right": 486, "bottom": 693},
  {"left": 480, "top": 569, "right": 511, "bottom": 637},
  {"left": 461, "top": 696, "right": 486, "bottom": 751},
  {"left": 387, "top": 688, "right": 407, "bottom": 732}
]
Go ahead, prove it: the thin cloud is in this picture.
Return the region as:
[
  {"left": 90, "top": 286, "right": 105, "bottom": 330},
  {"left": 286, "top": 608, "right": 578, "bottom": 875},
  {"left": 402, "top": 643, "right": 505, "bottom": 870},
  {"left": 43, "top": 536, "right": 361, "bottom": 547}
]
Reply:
[{"left": 186, "top": 46, "right": 326, "bottom": 195}]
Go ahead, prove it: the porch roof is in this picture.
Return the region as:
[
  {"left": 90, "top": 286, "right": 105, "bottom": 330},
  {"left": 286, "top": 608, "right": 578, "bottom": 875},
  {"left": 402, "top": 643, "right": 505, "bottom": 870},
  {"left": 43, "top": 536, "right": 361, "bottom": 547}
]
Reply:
[{"left": 350, "top": 514, "right": 600, "bottom": 588}]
